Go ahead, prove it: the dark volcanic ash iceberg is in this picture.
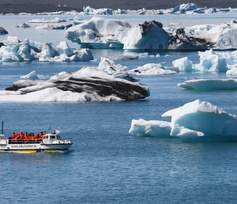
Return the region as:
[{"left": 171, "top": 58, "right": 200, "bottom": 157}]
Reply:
[{"left": 0, "top": 68, "right": 149, "bottom": 103}]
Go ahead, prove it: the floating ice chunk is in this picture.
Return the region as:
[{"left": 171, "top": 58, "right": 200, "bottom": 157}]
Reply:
[
  {"left": 129, "top": 100, "right": 237, "bottom": 141},
  {"left": 97, "top": 57, "right": 136, "bottom": 81},
  {"left": 172, "top": 3, "right": 199, "bottom": 14},
  {"left": 129, "top": 119, "right": 171, "bottom": 137},
  {"left": 0, "top": 45, "right": 21, "bottom": 62},
  {"left": 0, "top": 68, "right": 149, "bottom": 103},
  {"left": 129, "top": 63, "right": 176, "bottom": 76},
  {"left": 83, "top": 6, "right": 113, "bottom": 15},
  {"left": 67, "top": 16, "right": 131, "bottom": 45},
  {"left": 178, "top": 79, "right": 237, "bottom": 91},
  {"left": 172, "top": 57, "right": 193, "bottom": 72},
  {"left": 122, "top": 21, "right": 170, "bottom": 50},
  {"left": 97, "top": 57, "right": 125, "bottom": 75},
  {"left": 162, "top": 100, "right": 237, "bottom": 138},
  {"left": 195, "top": 50, "right": 227, "bottom": 73},
  {"left": 20, "top": 71, "right": 39, "bottom": 80}
]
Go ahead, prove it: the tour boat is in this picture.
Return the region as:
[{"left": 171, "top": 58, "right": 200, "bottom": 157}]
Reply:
[{"left": 0, "top": 122, "right": 73, "bottom": 153}]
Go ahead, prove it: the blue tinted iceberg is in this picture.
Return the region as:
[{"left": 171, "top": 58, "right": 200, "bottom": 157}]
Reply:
[
  {"left": 129, "top": 100, "right": 237, "bottom": 141},
  {"left": 178, "top": 79, "right": 237, "bottom": 91},
  {"left": 162, "top": 100, "right": 237, "bottom": 138},
  {"left": 172, "top": 57, "right": 193, "bottom": 72},
  {"left": 195, "top": 50, "right": 227, "bottom": 73},
  {"left": 0, "top": 39, "right": 93, "bottom": 63}
]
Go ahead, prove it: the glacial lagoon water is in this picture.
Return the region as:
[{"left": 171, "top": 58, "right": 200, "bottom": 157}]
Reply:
[{"left": 1, "top": 50, "right": 237, "bottom": 203}]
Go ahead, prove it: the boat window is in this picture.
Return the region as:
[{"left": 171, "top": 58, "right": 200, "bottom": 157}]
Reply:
[{"left": 50, "top": 136, "right": 56, "bottom": 139}]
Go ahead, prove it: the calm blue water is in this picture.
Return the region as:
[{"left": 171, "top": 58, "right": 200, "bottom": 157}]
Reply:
[{"left": 1, "top": 51, "right": 237, "bottom": 204}]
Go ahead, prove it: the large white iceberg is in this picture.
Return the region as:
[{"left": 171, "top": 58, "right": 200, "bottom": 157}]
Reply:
[
  {"left": 162, "top": 100, "right": 237, "bottom": 139},
  {"left": 129, "top": 100, "right": 237, "bottom": 141},
  {"left": 178, "top": 79, "right": 237, "bottom": 91},
  {"left": 0, "top": 68, "right": 149, "bottom": 103}
]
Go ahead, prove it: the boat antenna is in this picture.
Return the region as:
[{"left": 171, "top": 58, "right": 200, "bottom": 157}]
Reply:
[{"left": 1, "top": 120, "right": 4, "bottom": 135}]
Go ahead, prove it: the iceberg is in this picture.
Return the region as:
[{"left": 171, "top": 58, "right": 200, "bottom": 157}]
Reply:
[
  {"left": 195, "top": 50, "right": 227, "bottom": 72},
  {"left": 83, "top": 6, "right": 113, "bottom": 15},
  {"left": 122, "top": 21, "right": 170, "bottom": 50},
  {"left": 67, "top": 17, "right": 232, "bottom": 51},
  {"left": 67, "top": 17, "right": 170, "bottom": 50},
  {"left": 172, "top": 57, "right": 193, "bottom": 72},
  {"left": 171, "top": 3, "right": 199, "bottom": 14},
  {"left": 129, "top": 100, "right": 237, "bottom": 141},
  {"left": 20, "top": 71, "right": 49, "bottom": 80},
  {"left": 0, "top": 68, "right": 149, "bottom": 103},
  {"left": 129, "top": 63, "right": 176, "bottom": 76},
  {"left": 162, "top": 100, "right": 237, "bottom": 139},
  {"left": 185, "top": 22, "right": 237, "bottom": 50},
  {"left": 97, "top": 57, "right": 137, "bottom": 81},
  {"left": 66, "top": 17, "right": 130, "bottom": 48},
  {"left": 0, "top": 39, "right": 93, "bottom": 63},
  {"left": 178, "top": 79, "right": 237, "bottom": 91},
  {"left": 129, "top": 119, "right": 171, "bottom": 137},
  {"left": 171, "top": 50, "right": 227, "bottom": 73}
]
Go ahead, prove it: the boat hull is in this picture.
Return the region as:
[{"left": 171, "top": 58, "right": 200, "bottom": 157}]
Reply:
[{"left": 0, "top": 143, "right": 72, "bottom": 152}]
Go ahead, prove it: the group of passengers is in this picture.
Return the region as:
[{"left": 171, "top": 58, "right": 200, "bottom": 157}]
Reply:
[{"left": 9, "top": 131, "right": 47, "bottom": 143}]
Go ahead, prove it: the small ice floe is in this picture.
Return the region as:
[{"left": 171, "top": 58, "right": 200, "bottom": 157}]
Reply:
[
  {"left": 0, "top": 68, "right": 149, "bottom": 103},
  {"left": 97, "top": 57, "right": 137, "bottom": 81},
  {"left": 20, "top": 71, "right": 49, "bottom": 80},
  {"left": 0, "top": 39, "right": 93, "bottom": 63},
  {"left": 129, "top": 63, "right": 176, "bottom": 76},
  {"left": 129, "top": 100, "right": 237, "bottom": 142},
  {"left": 178, "top": 79, "right": 237, "bottom": 91}
]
